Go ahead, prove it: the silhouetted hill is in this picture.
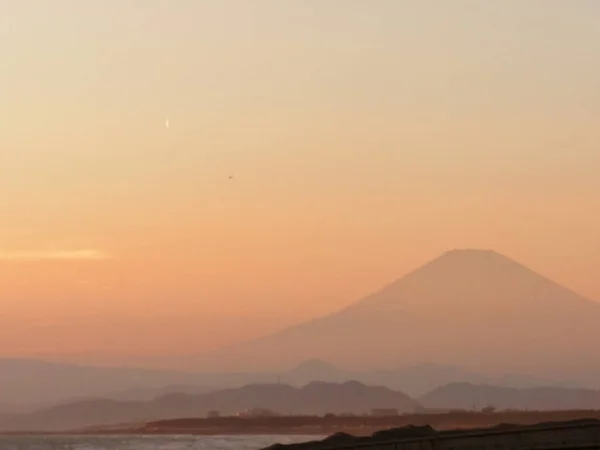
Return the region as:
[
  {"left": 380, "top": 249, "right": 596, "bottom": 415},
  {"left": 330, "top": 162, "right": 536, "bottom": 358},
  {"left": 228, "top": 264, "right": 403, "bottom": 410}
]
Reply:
[
  {"left": 0, "top": 381, "right": 419, "bottom": 432},
  {"left": 421, "top": 382, "right": 600, "bottom": 411},
  {"left": 281, "top": 361, "right": 564, "bottom": 397},
  {"left": 196, "top": 250, "right": 600, "bottom": 375}
]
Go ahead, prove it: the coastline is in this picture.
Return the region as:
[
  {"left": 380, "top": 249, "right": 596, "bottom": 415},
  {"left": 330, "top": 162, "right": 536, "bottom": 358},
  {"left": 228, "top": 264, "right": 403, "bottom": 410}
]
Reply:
[{"left": 4, "top": 410, "right": 600, "bottom": 437}]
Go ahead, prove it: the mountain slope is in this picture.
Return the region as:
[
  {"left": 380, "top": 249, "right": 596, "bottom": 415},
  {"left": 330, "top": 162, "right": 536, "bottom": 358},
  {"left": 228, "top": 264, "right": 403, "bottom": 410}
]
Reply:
[{"left": 198, "top": 249, "right": 600, "bottom": 373}]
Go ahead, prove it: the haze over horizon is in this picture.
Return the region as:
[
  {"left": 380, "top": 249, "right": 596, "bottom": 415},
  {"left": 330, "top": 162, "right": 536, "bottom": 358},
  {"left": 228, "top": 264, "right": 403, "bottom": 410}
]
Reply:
[{"left": 2, "top": 1, "right": 600, "bottom": 367}]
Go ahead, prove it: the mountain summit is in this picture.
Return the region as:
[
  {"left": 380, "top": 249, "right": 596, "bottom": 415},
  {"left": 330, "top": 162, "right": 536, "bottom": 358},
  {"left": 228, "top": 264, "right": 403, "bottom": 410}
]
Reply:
[
  {"left": 201, "top": 249, "right": 600, "bottom": 374},
  {"left": 343, "top": 248, "right": 590, "bottom": 314}
]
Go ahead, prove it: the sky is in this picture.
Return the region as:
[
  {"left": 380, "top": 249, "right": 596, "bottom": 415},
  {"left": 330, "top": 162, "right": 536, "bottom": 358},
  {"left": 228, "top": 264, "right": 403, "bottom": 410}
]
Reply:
[{"left": 1, "top": 0, "right": 599, "bottom": 366}]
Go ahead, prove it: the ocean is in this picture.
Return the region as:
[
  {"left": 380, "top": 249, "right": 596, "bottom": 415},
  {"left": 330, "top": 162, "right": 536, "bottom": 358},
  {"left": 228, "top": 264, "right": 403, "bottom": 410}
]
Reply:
[{"left": 0, "top": 435, "right": 319, "bottom": 450}]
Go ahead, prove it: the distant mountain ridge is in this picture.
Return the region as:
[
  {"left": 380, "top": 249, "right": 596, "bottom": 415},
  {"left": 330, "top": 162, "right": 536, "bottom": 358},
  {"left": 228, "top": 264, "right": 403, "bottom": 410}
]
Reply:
[
  {"left": 420, "top": 382, "right": 600, "bottom": 411},
  {"left": 0, "top": 381, "right": 419, "bottom": 432},
  {"left": 279, "top": 360, "right": 571, "bottom": 396},
  {"left": 0, "top": 356, "right": 578, "bottom": 413},
  {"left": 5, "top": 379, "right": 600, "bottom": 432}
]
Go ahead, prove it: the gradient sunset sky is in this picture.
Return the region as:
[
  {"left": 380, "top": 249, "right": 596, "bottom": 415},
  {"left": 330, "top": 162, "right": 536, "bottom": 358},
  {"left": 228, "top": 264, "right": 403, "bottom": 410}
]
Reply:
[{"left": 1, "top": 1, "right": 599, "bottom": 365}]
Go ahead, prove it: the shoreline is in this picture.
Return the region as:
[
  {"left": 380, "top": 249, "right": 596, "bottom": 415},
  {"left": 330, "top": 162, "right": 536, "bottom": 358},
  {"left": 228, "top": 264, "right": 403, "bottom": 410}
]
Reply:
[
  {"left": 3, "top": 410, "right": 600, "bottom": 437},
  {"left": 0, "top": 430, "right": 326, "bottom": 437}
]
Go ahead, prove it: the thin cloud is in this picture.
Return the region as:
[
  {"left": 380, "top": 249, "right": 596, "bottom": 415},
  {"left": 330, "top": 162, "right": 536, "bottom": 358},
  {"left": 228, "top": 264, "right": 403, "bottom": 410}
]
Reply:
[{"left": 0, "top": 249, "right": 111, "bottom": 262}]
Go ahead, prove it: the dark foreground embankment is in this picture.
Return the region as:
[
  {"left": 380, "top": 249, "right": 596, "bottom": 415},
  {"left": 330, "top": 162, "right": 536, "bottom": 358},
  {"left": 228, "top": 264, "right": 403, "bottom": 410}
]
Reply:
[{"left": 262, "top": 419, "right": 600, "bottom": 450}]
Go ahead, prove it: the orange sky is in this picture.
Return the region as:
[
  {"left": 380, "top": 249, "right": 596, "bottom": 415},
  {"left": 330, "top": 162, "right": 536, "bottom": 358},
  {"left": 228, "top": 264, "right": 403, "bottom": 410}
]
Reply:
[{"left": 1, "top": 1, "right": 599, "bottom": 365}]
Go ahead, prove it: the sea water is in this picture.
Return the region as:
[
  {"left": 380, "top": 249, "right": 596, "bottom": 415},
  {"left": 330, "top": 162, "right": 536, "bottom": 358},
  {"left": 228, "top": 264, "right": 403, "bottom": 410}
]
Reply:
[{"left": 0, "top": 434, "right": 319, "bottom": 450}]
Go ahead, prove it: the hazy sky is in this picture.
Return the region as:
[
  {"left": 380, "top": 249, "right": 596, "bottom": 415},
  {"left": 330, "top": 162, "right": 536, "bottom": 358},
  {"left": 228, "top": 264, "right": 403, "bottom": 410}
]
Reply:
[{"left": 1, "top": 1, "right": 599, "bottom": 365}]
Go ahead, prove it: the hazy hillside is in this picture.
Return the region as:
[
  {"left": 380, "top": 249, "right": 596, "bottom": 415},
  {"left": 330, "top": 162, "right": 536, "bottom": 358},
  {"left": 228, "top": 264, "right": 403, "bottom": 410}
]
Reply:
[
  {"left": 0, "top": 356, "right": 568, "bottom": 411},
  {"left": 0, "top": 381, "right": 419, "bottom": 432},
  {"left": 0, "top": 359, "right": 210, "bottom": 406},
  {"left": 195, "top": 250, "right": 600, "bottom": 374},
  {"left": 421, "top": 382, "right": 600, "bottom": 411}
]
